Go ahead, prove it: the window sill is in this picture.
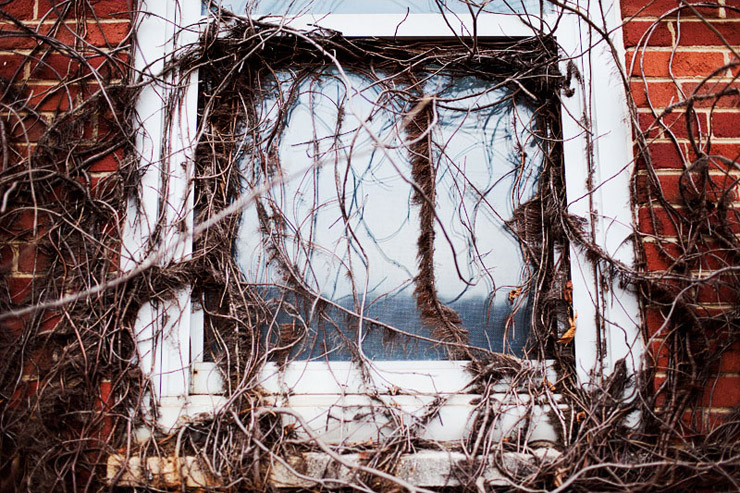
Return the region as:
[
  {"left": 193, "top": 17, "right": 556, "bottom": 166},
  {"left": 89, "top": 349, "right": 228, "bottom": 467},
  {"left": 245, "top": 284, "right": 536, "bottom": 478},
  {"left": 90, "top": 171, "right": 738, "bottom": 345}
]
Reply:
[
  {"left": 260, "top": 361, "right": 561, "bottom": 445},
  {"left": 107, "top": 449, "right": 562, "bottom": 490}
]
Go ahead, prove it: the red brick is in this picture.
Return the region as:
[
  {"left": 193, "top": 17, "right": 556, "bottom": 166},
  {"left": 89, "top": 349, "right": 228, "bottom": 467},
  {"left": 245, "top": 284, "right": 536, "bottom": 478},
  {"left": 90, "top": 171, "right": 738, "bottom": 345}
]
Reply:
[
  {"left": 691, "top": 142, "right": 740, "bottom": 165},
  {"left": 637, "top": 110, "right": 707, "bottom": 139},
  {"left": 645, "top": 307, "right": 672, "bottom": 336},
  {"left": 624, "top": 21, "right": 740, "bottom": 48},
  {"left": 28, "top": 51, "right": 129, "bottom": 80},
  {"left": 0, "top": 315, "right": 25, "bottom": 336},
  {"left": 622, "top": 0, "right": 723, "bottom": 18},
  {"left": 23, "top": 346, "right": 56, "bottom": 376},
  {"left": 711, "top": 111, "right": 740, "bottom": 138},
  {"left": 628, "top": 50, "right": 727, "bottom": 78},
  {"left": 89, "top": 151, "right": 121, "bottom": 172},
  {"left": 0, "top": 24, "right": 38, "bottom": 49},
  {"left": 27, "top": 83, "right": 77, "bottom": 111},
  {"left": 0, "top": 1, "right": 36, "bottom": 20},
  {"left": 17, "top": 245, "right": 50, "bottom": 273},
  {"left": 39, "top": 0, "right": 134, "bottom": 20},
  {"left": 6, "top": 276, "right": 33, "bottom": 304},
  {"left": 702, "top": 375, "right": 740, "bottom": 407},
  {"left": 0, "top": 244, "right": 13, "bottom": 271},
  {"left": 39, "top": 311, "right": 61, "bottom": 333},
  {"left": 86, "top": 174, "right": 118, "bottom": 199},
  {"left": 635, "top": 170, "right": 737, "bottom": 204},
  {"left": 638, "top": 142, "right": 687, "bottom": 170},
  {"left": 7, "top": 380, "right": 39, "bottom": 409},
  {"left": 695, "top": 275, "right": 739, "bottom": 304},
  {"left": 51, "top": 21, "right": 131, "bottom": 48},
  {"left": 2, "top": 209, "right": 49, "bottom": 234},
  {"left": 642, "top": 241, "right": 738, "bottom": 271},
  {"left": 6, "top": 113, "right": 48, "bottom": 143},
  {"left": 630, "top": 80, "right": 680, "bottom": 107},
  {"left": 0, "top": 52, "right": 25, "bottom": 79},
  {"left": 719, "top": 344, "right": 740, "bottom": 372},
  {"left": 648, "top": 338, "right": 671, "bottom": 370},
  {"left": 638, "top": 205, "right": 682, "bottom": 237},
  {"left": 681, "top": 80, "right": 740, "bottom": 109},
  {"left": 681, "top": 409, "right": 729, "bottom": 435}
]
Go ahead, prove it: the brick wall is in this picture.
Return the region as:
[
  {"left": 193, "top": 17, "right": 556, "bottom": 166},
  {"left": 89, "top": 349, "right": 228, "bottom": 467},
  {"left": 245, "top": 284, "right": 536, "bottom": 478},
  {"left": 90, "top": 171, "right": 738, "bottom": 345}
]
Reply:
[
  {"left": 0, "top": 0, "right": 738, "bottom": 489},
  {"left": 623, "top": 0, "right": 740, "bottom": 436},
  {"left": 0, "top": 1, "right": 132, "bottom": 488}
]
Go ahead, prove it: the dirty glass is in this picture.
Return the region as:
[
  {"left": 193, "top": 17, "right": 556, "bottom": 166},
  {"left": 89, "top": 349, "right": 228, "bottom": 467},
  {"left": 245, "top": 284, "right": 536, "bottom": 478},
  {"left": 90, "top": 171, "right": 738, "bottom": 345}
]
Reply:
[
  {"left": 236, "top": 67, "right": 542, "bottom": 360},
  {"left": 210, "top": 0, "right": 550, "bottom": 15}
]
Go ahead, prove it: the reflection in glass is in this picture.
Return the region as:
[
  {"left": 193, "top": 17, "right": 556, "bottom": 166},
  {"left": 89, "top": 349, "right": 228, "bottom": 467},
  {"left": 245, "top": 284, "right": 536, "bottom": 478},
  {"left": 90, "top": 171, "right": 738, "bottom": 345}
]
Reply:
[
  {"left": 237, "top": 67, "right": 542, "bottom": 361},
  {"left": 208, "top": 0, "right": 550, "bottom": 15}
]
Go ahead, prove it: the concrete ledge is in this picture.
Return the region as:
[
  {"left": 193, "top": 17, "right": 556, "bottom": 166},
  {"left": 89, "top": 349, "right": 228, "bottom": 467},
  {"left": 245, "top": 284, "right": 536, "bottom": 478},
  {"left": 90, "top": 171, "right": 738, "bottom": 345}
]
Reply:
[{"left": 270, "top": 449, "right": 561, "bottom": 489}]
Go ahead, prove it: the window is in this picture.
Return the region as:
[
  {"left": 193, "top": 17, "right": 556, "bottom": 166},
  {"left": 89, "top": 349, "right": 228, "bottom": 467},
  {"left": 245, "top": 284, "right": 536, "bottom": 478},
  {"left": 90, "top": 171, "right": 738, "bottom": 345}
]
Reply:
[{"left": 124, "top": 0, "right": 643, "bottom": 454}]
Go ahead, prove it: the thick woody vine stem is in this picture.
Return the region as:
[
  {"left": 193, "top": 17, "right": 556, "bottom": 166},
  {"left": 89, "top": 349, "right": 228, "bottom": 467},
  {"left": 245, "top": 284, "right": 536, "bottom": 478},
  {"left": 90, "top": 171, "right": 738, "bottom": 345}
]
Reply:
[{"left": 0, "top": 1, "right": 738, "bottom": 491}]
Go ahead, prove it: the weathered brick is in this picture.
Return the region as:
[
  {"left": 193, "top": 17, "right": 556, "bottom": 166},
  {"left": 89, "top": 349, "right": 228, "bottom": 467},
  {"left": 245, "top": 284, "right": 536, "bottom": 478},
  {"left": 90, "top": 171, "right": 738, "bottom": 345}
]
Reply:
[
  {"left": 6, "top": 113, "right": 48, "bottom": 142},
  {"left": 0, "top": 24, "right": 39, "bottom": 49},
  {"left": 6, "top": 275, "right": 33, "bottom": 304},
  {"left": 681, "top": 80, "right": 740, "bottom": 108},
  {"left": 0, "top": 243, "right": 13, "bottom": 271},
  {"left": 622, "top": 0, "right": 723, "bottom": 18},
  {"left": 51, "top": 21, "right": 131, "bottom": 48},
  {"left": 642, "top": 240, "right": 738, "bottom": 271},
  {"left": 637, "top": 205, "right": 682, "bottom": 237},
  {"left": 645, "top": 307, "right": 672, "bottom": 337},
  {"left": 2, "top": 209, "right": 50, "bottom": 234},
  {"left": 630, "top": 80, "right": 680, "bottom": 107},
  {"left": 628, "top": 50, "right": 727, "bottom": 78},
  {"left": 0, "top": 314, "right": 25, "bottom": 337},
  {"left": 38, "top": 311, "right": 61, "bottom": 333},
  {"left": 0, "top": 0, "right": 36, "bottom": 21},
  {"left": 711, "top": 111, "right": 740, "bottom": 138},
  {"left": 624, "top": 21, "right": 740, "bottom": 48},
  {"left": 637, "top": 110, "right": 708, "bottom": 139},
  {"left": 39, "top": 0, "right": 134, "bottom": 20},
  {"left": 28, "top": 51, "right": 129, "bottom": 80},
  {"left": 17, "top": 244, "right": 50, "bottom": 273},
  {"left": 0, "top": 52, "right": 25, "bottom": 79},
  {"left": 27, "top": 83, "right": 78, "bottom": 111},
  {"left": 648, "top": 337, "right": 671, "bottom": 370},
  {"left": 89, "top": 150, "right": 122, "bottom": 172},
  {"left": 641, "top": 171, "right": 740, "bottom": 203},
  {"left": 702, "top": 375, "right": 740, "bottom": 407}
]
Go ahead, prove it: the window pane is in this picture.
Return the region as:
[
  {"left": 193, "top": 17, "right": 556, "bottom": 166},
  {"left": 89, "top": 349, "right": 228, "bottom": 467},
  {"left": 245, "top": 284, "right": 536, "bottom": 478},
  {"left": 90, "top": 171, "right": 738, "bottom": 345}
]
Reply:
[
  {"left": 236, "top": 68, "right": 541, "bottom": 361},
  {"left": 210, "top": 0, "right": 550, "bottom": 15}
]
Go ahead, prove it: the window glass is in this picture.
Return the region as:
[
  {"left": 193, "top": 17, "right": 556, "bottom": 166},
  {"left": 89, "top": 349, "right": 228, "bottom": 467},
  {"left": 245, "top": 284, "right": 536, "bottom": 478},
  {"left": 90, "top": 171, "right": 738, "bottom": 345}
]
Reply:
[
  {"left": 208, "top": 0, "right": 549, "bottom": 15},
  {"left": 236, "top": 66, "right": 542, "bottom": 361}
]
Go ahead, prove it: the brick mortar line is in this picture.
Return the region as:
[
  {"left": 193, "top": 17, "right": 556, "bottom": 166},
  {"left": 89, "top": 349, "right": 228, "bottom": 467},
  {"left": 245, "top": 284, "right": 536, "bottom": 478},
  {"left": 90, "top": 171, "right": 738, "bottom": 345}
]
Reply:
[
  {"left": 636, "top": 108, "right": 740, "bottom": 113},
  {"left": 0, "top": 48, "right": 121, "bottom": 55},
  {"left": 14, "top": 19, "right": 132, "bottom": 26},
  {"left": 625, "top": 18, "right": 740, "bottom": 23},
  {"left": 627, "top": 46, "right": 739, "bottom": 52},
  {"left": 637, "top": 267, "right": 740, "bottom": 278},
  {"left": 630, "top": 77, "right": 740, "bottom": 82},
  {"left": 637, "top": 137, "right": 740, "bottom": 144},
  {"left": 635, "top": 168, "right": 740, "bottom": 174}
]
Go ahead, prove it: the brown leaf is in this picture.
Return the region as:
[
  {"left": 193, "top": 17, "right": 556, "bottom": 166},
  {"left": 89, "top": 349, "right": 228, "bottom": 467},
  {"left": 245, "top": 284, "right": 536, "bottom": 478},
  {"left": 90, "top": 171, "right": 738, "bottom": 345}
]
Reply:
[
  {"left": 508, "top": 287, "right": 522, "bottom": 303},
  {"left": 557, "top": 313, "right": 577, "bottom": 344}
]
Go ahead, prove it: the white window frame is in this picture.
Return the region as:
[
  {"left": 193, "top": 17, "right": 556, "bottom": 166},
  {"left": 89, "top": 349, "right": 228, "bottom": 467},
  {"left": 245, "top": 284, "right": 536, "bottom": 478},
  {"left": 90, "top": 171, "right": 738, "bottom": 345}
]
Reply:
[{"left": 124, "top": 0, "right": 644, "bottom": 437}]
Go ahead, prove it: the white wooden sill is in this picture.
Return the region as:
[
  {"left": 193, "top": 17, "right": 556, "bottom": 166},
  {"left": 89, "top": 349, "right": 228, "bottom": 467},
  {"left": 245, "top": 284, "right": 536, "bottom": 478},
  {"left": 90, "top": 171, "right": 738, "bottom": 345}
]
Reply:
[{"left": 259, "top": 361, "right": 561, "bottom": 445}]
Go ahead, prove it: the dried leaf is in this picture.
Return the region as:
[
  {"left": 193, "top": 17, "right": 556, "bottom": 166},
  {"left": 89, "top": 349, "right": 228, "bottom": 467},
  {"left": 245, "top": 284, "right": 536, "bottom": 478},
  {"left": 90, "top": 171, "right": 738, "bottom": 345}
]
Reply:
[
  {"left": 508, "top": 287, "right": 522, "bottom": 303},
  {"left": 564, "top": 280, "right": 573, "bottom": 303},
  {"left": 544, "top": 378, "right": 557, "bottom": 392},
  {"left": 557, "top": 313, "right": 577, "bottom": 344}
]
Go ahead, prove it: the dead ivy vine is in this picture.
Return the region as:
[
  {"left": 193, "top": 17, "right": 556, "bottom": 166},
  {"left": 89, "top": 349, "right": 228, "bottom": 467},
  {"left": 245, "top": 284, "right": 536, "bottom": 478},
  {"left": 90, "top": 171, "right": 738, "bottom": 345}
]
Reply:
[{"left": 0, "top": 1, "right": 738, "bottom": 491}]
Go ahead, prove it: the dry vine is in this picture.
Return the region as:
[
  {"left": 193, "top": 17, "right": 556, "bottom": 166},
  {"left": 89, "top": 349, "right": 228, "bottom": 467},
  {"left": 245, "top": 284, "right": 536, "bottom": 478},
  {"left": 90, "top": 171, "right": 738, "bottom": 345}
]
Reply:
[{"left": 0, "top": 0, "right": 738, "bottom": 491}]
